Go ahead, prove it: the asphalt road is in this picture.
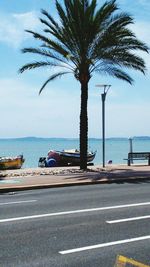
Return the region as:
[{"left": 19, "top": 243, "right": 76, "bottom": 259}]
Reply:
[{"left": 0, "top": 181, "right": 150, "bottom": 267}]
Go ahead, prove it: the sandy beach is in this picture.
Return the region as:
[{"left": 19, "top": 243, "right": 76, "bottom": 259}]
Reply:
[
  {"left": 1, "top": 164, "right": 150, "bottom": 178},
  {"left": 0, "top": 166, "right": 84, "bottom": 178}
]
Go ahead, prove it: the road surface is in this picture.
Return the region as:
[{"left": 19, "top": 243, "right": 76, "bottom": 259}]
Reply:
[{"left": 0, "top": 181, "right": 150, "bottom": 266}]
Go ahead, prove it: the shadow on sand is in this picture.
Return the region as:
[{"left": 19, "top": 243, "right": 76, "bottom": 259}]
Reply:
[{"left": 63, "top": 167, "right": 150, "bottom": 185}]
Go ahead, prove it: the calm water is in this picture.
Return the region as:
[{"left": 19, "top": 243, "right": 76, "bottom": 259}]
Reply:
[{"left": 0, "top": 137, "right": 150, "bottom": 168}]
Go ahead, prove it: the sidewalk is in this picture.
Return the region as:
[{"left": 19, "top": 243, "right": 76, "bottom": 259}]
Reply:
[{"left": 0, "top": 164, "right": 150, "bottom": 193}]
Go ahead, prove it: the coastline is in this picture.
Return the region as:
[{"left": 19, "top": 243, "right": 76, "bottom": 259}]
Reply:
[
  {"left": 0, "top": 166, "right": 87, "bottom": 178},
  {"left": 1, "top": 164, "right": 150, "bottom": 193},
  {"left": 1, "top": 164, "right": 150, "bottom": 178}
]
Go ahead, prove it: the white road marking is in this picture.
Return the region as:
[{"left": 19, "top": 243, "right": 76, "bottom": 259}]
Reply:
[
  {"left": 107, "top": 215, "right": 150, "bottom": 224},
  {"left": 0, "top": 202, "right": 150, "bottom": 223},
  {"left": 59, "top": 235, "right": 150, "bottom": 254},
  {"left": 0, "top": 200, "right": 37, "bottom": 206}
]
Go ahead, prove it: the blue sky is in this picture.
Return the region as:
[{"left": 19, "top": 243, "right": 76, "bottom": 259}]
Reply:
[{"left": 0, "top": 0, "right": 150, "bottom": 138}]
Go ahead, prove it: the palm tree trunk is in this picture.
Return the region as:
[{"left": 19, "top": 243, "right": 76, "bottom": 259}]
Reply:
[{"left": 80, "top": 81, "right": 88, "bottom": 170}]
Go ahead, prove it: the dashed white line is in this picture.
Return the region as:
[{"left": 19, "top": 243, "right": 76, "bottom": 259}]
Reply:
[
  {"left": 107, "top": 215, "right": 150, "bottom": 224},
  {"left": 59, "top": 235, "right": 150, "bottom": 254},
  {"left": 0, "top": 202, "right": 150, "bottom": 223},
  {"left": 0, "top": 200, "right": 37, "bottom": 206}
]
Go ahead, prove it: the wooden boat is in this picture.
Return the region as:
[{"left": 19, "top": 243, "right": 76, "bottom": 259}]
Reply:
[
  {"left": 38, "top": 149, "right": 96, "bottom": 167},
  {"left": 59, "top": 149, "right": 96, "bottom": 165},
  {"left": 0, "top": 155, "right": 25, "bottom": 170}
]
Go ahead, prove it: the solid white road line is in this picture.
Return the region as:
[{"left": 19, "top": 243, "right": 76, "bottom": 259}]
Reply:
[
  {"left": 107, "top": 215, "right": 150, "bottom": 224},
  {"left": 0, "top": 200, "right": 37, "bottom": 206},
  {"left": 0, "top": 202, "right": 150, "bottom": 223},
  {"left": 59, "top": 235, "right": 150, "bottom": 254}
]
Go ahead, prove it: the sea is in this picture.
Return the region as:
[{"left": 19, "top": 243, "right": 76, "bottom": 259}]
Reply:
[{"left": 0, "top": 137, "right": 150, "bottom": 168}]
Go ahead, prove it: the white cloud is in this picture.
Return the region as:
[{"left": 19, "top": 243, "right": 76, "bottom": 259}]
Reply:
[
  {"left": 0, "top": 77, "right": 80, "bottom": 138},
  {"left": 138, "top": 0, "right": 150, "bottom": 7},
  {"left": 131, "top": 21, "right": 150, "bottom": 45},
  {"left": 13, "top": 12, "right": 39, "bottom": 29},
  {"left": 88, "top": 101, "right": 150, "bottom": 138},
  {"left": 120, "top": 0, "right": 150, "bottom": 8},
  {"left": 1, "top": 76, "right": 150, "bottom": 138},
  {"left": 0, "top": 11, "right": 40, "bottom": 48},
  {"left": 130, "top": 22, "right": 150, "bottom": 70}
]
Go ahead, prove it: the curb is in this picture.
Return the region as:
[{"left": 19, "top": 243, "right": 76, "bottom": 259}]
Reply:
[{"left": 0, "top": 176, "right": 150, "bottom": 193}]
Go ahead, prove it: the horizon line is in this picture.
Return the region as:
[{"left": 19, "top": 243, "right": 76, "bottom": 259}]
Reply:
[{"left": 0, "top": 136, "right": 150, "bottom": 140}]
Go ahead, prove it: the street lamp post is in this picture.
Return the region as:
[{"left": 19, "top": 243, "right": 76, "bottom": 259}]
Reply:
[
  {"left": 129, "top": 137, "right": 133, "bottom": 164},
  {"left": 96, "top": 84, "right": 111, "bottom": 168}
]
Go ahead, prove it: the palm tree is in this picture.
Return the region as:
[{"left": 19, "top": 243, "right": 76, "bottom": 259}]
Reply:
[{"left": 19, "top": 0, "right": 148, "bottom": 170}]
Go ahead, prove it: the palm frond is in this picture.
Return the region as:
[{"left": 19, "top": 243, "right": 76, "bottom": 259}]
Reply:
[
  {"left": 19, "top": 61, "right": 52, "bottom": 73},
  {"left": 21, "top": 47, "right": 68, "bottom": 64},
  {"left": 94, "top": 0, "right": 118, "bottom": 28},
  {"left": 41, "top": 9, "right": 59, "bottom": 28},
  {"left": 96, "top": 66, "right": 133, "bottom": 84},
  {"left": 20, "top": 0, "right": 149, "bottom": 86},
  {"left": 39, "top": 71, "right": 71, "bottom": 94},
  {"left": 40, "top": 16, "right": 62, "bottom": 39},
  {"left": 26, "top": 29, "right": 69, "bottom": 55},
  {"left": 91, "top": 50, "right": 147, "bottom": 77}
]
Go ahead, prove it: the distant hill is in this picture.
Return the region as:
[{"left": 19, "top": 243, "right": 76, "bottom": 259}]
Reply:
[
  {"left": 133, "top": 136, "right": 150, "bottom": 140},
  {"left": 0, "top": 136, "right": 150, "bottom": 141},
  {"left": 0, "top": 137, "right": 78, "bottom": 141}
]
